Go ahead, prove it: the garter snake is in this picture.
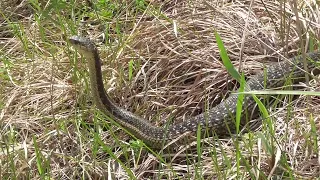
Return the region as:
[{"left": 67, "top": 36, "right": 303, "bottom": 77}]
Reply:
[{"left": 69, "top": 35, "right": 320, "bottom": 148}]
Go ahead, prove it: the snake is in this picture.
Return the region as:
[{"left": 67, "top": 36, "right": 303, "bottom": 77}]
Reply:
[{"left": 69, "top": 35, "right": 320, "bottom": 148}]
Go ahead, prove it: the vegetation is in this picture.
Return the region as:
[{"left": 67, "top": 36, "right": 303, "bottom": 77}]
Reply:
[{"left": 0, "top": 0, "right": 319, "bottom": 179}]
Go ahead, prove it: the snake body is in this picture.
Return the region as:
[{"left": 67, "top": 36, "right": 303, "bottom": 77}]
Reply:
[{"left": 69, "top": 36, "right": 320, "bottom": 148}]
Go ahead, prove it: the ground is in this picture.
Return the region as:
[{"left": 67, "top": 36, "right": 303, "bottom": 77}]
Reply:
[{"left": 0, "top": 0, "right": 320, "bottom": 179}]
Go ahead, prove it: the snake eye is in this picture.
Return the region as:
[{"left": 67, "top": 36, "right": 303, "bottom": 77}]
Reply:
[{"left": 68, "top": 38, "right": 77, "bottom": 45}]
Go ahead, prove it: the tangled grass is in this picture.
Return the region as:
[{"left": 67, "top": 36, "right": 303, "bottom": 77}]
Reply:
[{"left": 1, "top": 0, "right": 320, "bottom": 179}]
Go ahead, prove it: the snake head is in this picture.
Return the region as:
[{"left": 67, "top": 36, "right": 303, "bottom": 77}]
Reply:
[{"left": 69, "top": 36, "right": 97, "bottom": 56}]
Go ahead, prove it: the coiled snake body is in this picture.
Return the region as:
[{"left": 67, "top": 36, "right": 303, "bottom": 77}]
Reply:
[{"left": 69, "top": 36, "right": 320, "bottom": 148}]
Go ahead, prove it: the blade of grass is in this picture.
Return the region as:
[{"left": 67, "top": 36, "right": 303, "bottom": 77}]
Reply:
[{"left": 214, "top": 30, "right": 241, "bottom": 82}]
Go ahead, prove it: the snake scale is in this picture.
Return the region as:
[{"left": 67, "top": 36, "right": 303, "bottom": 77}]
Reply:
[{"left": 69, "top": 36, "right": 320, "bottom": 148}]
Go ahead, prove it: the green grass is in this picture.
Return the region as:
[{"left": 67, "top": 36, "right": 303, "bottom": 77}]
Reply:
[{"left": 1, "top": 0, "right": 320, "bottom": 179}]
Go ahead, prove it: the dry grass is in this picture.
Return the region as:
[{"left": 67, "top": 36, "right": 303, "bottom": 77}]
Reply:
[{"left": 1, "top": 0, "right": 320, "bottom": 179}]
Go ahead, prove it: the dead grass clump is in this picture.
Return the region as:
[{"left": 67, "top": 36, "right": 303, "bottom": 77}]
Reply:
[{"left": 111, "top": 0, "right": 317, "bottom": 127}]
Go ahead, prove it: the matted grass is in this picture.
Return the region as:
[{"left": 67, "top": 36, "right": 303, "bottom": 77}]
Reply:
[{"left": 1, "top": 0, "right": 320, "bottom": 179}]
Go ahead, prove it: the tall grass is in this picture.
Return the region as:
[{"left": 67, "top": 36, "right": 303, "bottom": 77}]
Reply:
[{"left": 0, "top": 0, "right": 319, "bottom": 179}]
